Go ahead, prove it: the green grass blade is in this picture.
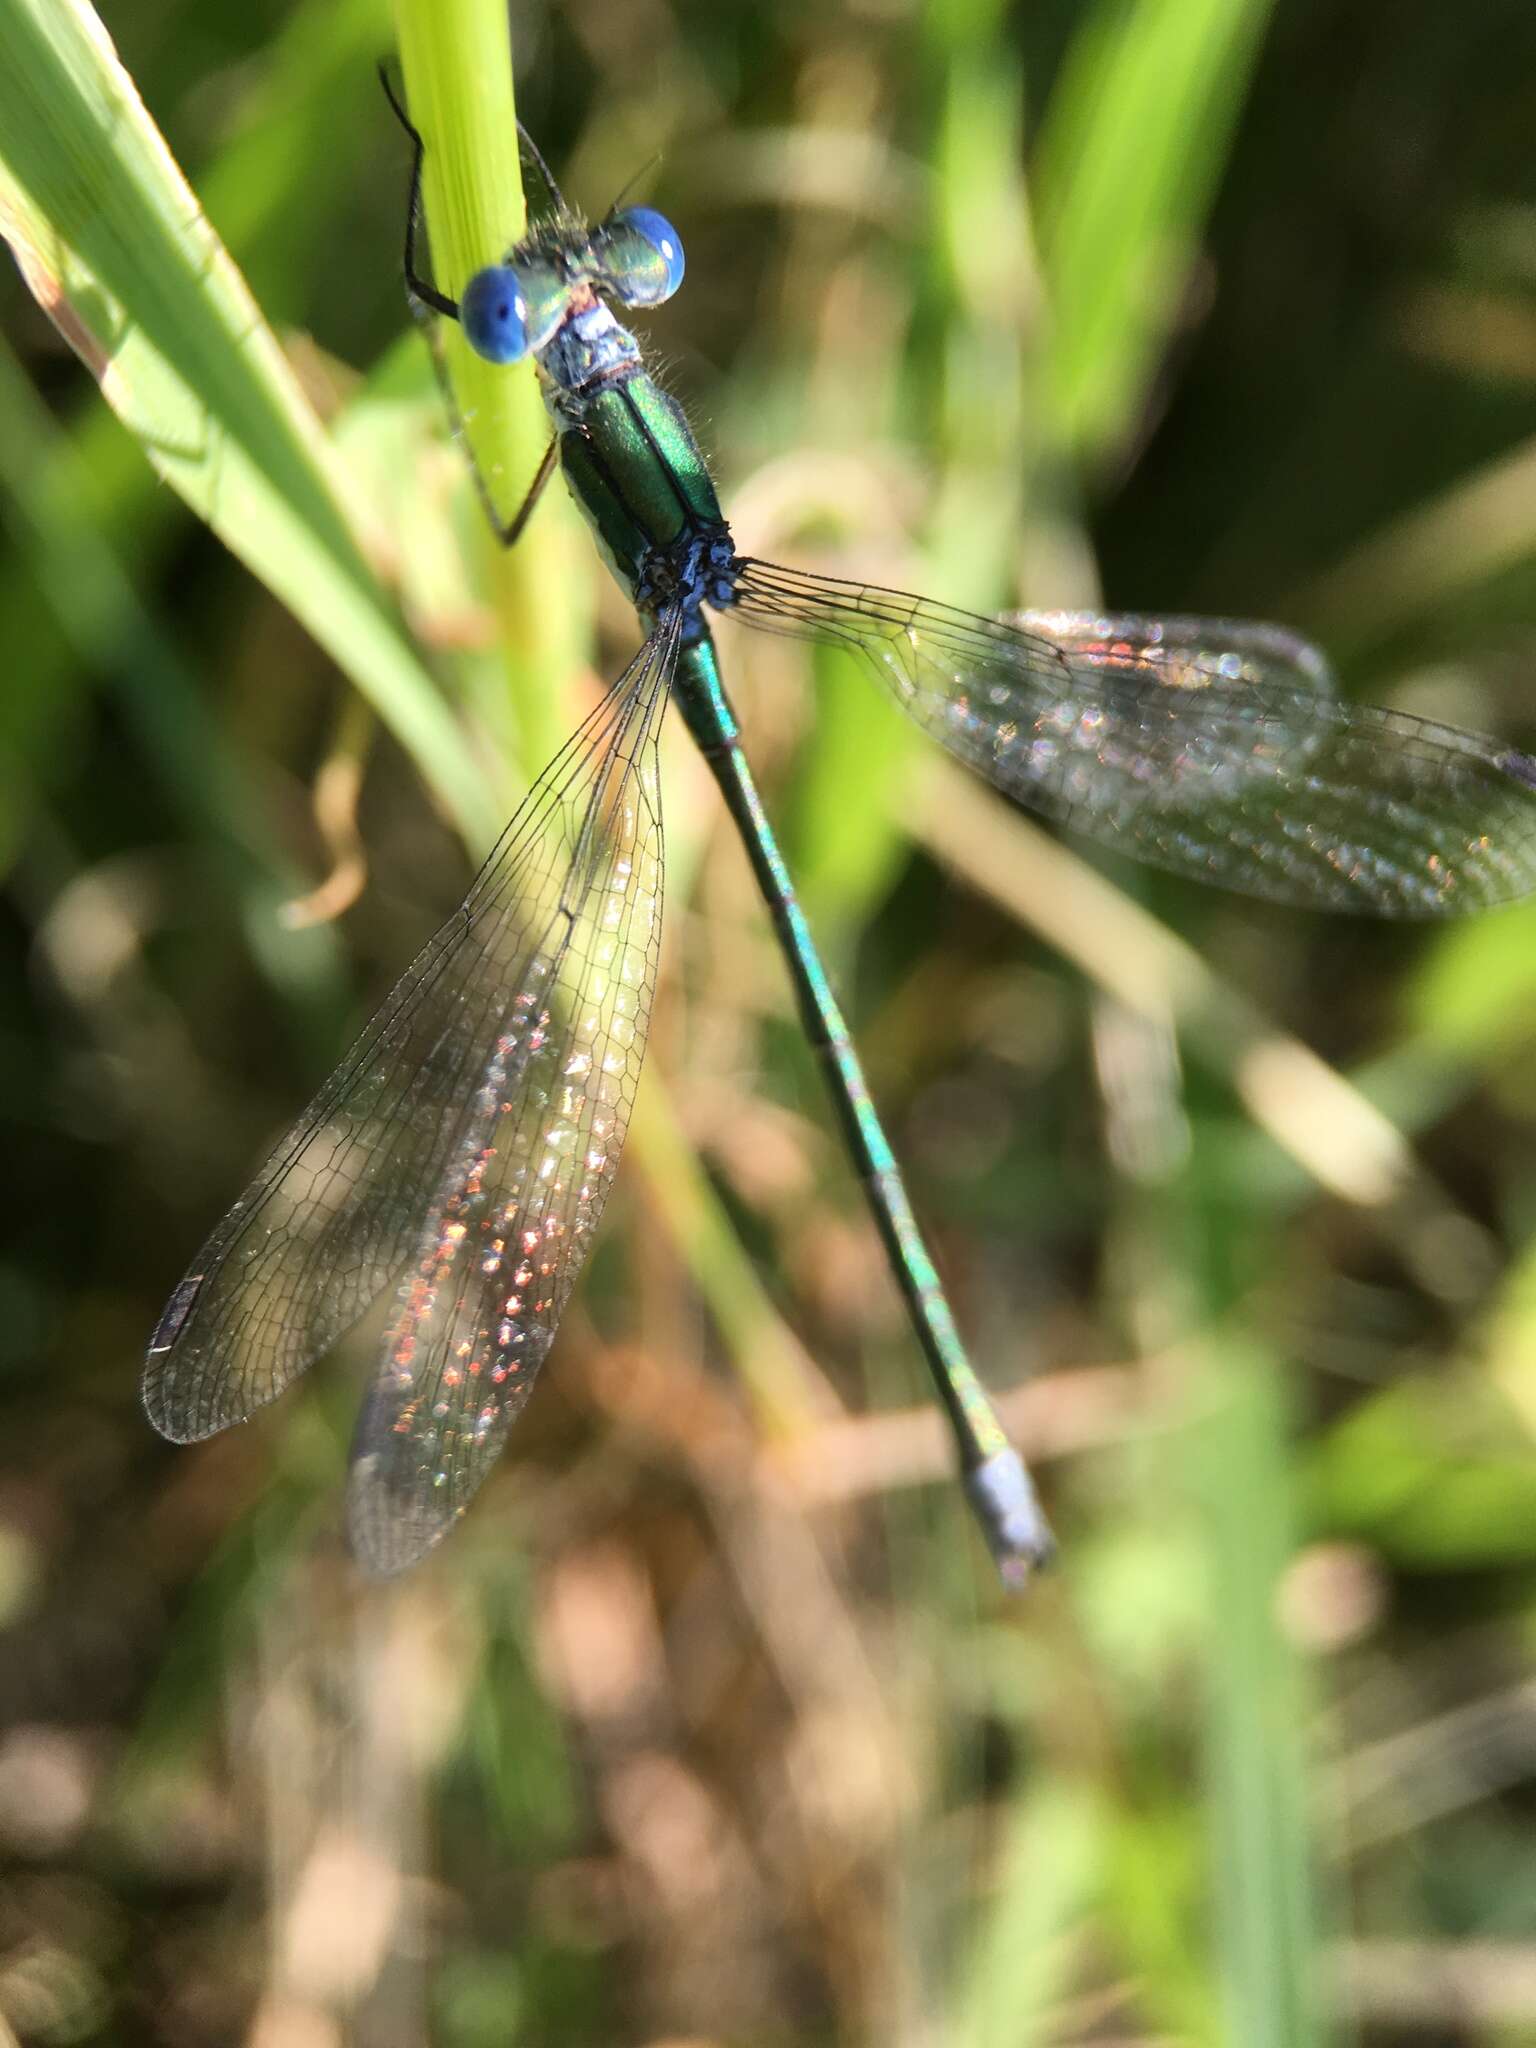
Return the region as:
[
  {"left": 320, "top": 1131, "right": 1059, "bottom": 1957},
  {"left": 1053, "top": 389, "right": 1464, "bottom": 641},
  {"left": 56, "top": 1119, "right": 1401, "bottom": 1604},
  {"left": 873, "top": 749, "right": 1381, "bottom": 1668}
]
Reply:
[
  {"left": 391, "top": 0, "right": 533, "bottom": 522},
  {"left": 1034, "top": 0, "right": 1276, "bottom": 461},
  {"left": 0, "top": 0, "right": 392, "bottom": 874},
  {"left": 393, "top": 0, "right": 591, "bottom": 781},
  {"left": 1189, "top": 1329, "right": 1328, "bottom": 2048},
  {"left": 0, "top": 334, "right": 344, "bottom": 1019},
  {"left": 950, "top": 1776, "right": 1104, "bottom": 2047},
  {"left": 0, "top": 0, "right": 497, "bottom": 845}
]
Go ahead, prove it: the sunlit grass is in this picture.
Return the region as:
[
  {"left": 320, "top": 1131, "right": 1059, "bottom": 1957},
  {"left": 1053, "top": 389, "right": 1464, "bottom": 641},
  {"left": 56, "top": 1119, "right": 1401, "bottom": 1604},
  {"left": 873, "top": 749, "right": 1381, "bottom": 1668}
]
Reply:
[{"left": 2, "top": 0, "right": 1535, "bottom": 2041}]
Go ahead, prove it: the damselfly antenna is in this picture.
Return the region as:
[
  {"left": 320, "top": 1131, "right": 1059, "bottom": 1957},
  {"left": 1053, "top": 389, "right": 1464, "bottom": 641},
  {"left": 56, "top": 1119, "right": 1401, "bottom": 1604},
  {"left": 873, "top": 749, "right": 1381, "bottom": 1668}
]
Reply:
[
  {"left": 603, "top": 149, "right": 666, "bottom": 221},
  {"left": 515, "top": 121, "right": 568, "bottom": 219}
]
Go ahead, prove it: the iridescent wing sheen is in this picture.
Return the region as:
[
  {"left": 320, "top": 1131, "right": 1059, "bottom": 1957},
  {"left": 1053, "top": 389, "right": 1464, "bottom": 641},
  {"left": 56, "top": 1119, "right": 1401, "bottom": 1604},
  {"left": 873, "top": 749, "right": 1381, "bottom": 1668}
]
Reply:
[
  {"left": 144, "top": 621, "right": 678, "bottom": 1552},
  {"left": 346, "top": 628, "right": 673, "bottom": 1574},
  {"left": 729, "top": 561, "right": 1536, "bottom": 917}
]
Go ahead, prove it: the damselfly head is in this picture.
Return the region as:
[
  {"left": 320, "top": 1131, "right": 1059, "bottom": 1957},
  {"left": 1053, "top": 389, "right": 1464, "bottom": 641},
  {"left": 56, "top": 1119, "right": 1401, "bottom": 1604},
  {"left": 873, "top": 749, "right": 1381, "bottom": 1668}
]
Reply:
[{"left": 459, "top": 209, "right": 684, "bottom": 365}]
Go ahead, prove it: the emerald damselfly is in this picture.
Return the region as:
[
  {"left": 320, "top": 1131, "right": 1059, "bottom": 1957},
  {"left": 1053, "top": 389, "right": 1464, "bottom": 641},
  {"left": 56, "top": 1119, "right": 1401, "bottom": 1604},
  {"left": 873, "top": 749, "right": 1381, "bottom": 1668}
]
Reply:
[{"left": 144, "top": 82, "right": 1536, "bottom": 1582}]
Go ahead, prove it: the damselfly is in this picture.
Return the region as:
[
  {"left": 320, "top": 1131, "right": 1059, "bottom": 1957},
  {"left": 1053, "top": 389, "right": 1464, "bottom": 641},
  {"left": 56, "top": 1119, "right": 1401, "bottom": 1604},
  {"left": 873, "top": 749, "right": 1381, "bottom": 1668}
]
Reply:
[{"left": 143, "top": 80, "right": 1536, "bottom": 1582}]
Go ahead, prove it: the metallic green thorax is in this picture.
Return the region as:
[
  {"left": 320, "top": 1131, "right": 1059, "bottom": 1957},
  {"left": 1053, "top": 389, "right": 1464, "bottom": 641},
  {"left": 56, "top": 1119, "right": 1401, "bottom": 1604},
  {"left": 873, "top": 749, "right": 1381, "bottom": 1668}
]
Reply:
[
  {"left": 557, "top": 375, "right": 725, "bottom": 603},
  {"left": 537, "top": 292, "right": 730, "bottom": 626}
]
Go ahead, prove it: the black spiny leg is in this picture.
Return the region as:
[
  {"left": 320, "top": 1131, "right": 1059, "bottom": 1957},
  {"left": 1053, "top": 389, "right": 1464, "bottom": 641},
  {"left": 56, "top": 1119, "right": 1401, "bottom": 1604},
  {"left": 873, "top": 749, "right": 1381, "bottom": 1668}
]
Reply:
[
  {"left": 489, "top": 436, "right": 559, "bottom": 549},
  {"left": 378, "top": 63, "right": 558, "bottom": 548},
  {"left": 378, "top": 65, "right": 460, "bottom": 320}
]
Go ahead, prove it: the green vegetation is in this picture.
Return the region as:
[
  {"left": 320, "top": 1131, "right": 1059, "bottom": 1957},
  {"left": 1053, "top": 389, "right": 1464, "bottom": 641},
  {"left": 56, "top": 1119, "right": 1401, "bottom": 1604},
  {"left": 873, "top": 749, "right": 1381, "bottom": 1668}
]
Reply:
[{"left": 2, "top": 0, "right": 1535, "bottom": 2040}]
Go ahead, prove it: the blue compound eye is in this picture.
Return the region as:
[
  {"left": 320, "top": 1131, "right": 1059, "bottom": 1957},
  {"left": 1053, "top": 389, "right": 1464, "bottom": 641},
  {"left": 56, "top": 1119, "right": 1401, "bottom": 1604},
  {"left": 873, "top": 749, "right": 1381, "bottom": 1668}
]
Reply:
[
  {"left": 460, "top": 265, "right": 530, "bottom": 363},
  {"left": 596, "top": 206, "right": 685, "bottom": 307}
]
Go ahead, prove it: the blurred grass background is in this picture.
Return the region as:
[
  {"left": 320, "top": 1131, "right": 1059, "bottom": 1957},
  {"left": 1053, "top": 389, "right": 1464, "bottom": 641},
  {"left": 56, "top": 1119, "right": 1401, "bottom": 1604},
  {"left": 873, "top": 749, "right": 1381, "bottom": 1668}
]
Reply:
[{"left": 3, "top": 0, "right": 1536, "bottom": 2041}]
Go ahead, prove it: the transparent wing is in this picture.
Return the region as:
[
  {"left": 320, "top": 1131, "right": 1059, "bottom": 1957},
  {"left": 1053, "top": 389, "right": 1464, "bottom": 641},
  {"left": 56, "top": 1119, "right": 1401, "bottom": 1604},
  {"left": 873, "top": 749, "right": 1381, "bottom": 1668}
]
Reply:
[
  {"left": 729, "top": 561, "right": 1536, "bottom": 916},
  {"left": 345, "top": 620, "right": 672, "bottom": 1574},
  {"left": 144, "top": 622, "right": 678, "bottom": 1516}
]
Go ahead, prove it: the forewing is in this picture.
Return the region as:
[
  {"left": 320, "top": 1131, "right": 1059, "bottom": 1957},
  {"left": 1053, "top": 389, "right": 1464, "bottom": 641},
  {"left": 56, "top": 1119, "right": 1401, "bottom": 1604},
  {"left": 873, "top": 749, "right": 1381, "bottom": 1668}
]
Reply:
[
  {"left": 345, "top": 625, "right": 673, "bottom": 1574},
  {"left": 730, "top": 563, "right": 1536, "bottom": 916},
  {"left": 144, "top": 624, "right": 677, "bottom": 1453}
]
